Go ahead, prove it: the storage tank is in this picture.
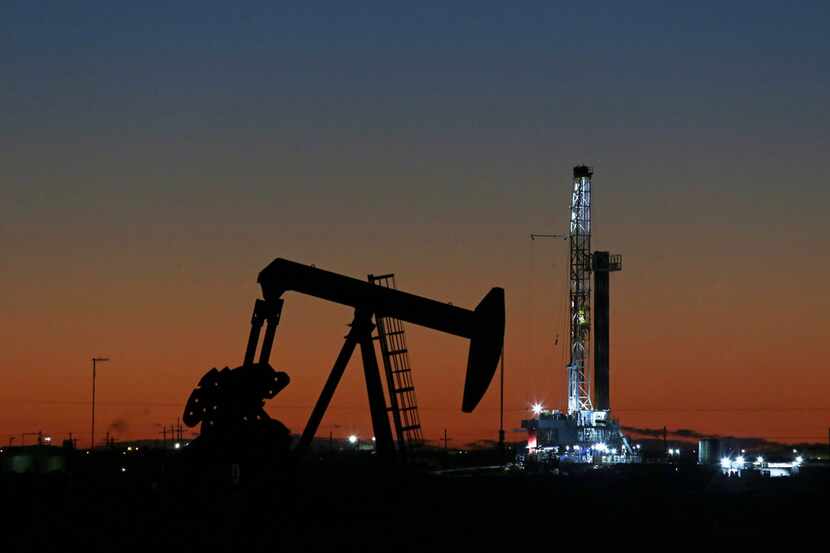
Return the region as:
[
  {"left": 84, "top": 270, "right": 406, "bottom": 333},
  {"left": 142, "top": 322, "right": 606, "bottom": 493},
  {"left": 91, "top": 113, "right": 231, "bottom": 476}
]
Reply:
[{"left": 698, "top": 438, "right": 720, "bottom": 465}]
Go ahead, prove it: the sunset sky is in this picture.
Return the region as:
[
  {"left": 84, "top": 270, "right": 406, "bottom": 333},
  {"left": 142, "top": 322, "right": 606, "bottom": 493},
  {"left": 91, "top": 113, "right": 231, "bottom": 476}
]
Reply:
[{"left": 2, "top": 1, "right": 829, "bottom": 447}]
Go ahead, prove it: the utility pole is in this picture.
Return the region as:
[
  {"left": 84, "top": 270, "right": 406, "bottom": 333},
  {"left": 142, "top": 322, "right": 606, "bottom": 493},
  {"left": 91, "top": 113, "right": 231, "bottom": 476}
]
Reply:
[
  {"left": 663, "top": 426, "right": 668, "bottom": 457},
  {"left": 91, "top": 357, "right": 110, "bottom": 449},
  {"left": 443, "top": 428, "right": 448, "bottom": 452},
  {"left": 498, "top": 350, "right": 505, "bottom": 455}
]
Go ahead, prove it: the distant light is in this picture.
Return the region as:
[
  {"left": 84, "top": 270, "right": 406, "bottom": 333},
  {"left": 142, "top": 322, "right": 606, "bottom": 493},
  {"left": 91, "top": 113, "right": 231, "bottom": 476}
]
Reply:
[
  {"left": 120, "top": 467, "right": 126, "bottom": 473},
  {"left": 174, "top": 442, "right": 181, "bottom": 449},
  {"left": 793, "top": 449, "right": 797, "bottom": 453},
  {"left": 371, "top": 436, "right": 376, "bottom": 442},
  {"left": 735, "top": 456, "right": 745, "bottom": 466},
  {"left": 348, "top": 435, "right": 358, "bottom": 445},
  {"left": 611, "top": 448, "right": 618, "bottom": 455},
  {"left": 795, "top": 456, "right": 803, "bottom": 465},
  {"left": 127, "top": 446, "right": 133, "bottom": 451},
  {"left": 573, "top": 445, "right": 580, "bottom": 451},
  {"left": 741, "top": 449, "right": 746, "bottom": 454},
  {"left": 755, "top": 456, "right": 764, "bottom": 465},
  {"left": 720, "top": 457, "right": 731, "bottom": 469},
  {"left": 531, "top": 402, "right": 544, "bottom": 416},
  {"left": 43, "top": 437, "right": 52, "bottom": 443}
]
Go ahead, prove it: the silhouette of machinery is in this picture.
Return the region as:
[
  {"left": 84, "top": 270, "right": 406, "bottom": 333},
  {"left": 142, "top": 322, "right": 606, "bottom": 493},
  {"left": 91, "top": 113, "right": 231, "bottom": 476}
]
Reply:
[{"left": 183, "top": 258, "right": 505, "bottom": 462}]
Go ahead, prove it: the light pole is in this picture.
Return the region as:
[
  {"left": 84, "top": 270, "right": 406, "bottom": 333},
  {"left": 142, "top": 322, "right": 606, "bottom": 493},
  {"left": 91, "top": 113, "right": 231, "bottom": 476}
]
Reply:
[{"left": 91, "top": 357, "right": 110, "bottom": 449}]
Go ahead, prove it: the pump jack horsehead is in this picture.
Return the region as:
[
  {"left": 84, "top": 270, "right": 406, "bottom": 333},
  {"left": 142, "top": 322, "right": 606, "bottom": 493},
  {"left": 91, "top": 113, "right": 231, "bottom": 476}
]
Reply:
[{"left": 183, "top": 258, "right": 505, "bottom": 462}]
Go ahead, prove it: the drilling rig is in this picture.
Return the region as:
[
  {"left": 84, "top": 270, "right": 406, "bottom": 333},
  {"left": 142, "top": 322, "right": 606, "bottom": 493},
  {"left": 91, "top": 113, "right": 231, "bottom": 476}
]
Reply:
[{"left": 522, "top": 166, "right": 635, "bottom": 464}]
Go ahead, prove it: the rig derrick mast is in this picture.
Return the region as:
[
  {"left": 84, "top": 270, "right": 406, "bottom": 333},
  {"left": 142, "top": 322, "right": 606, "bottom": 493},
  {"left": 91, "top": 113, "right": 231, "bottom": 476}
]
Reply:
[{"left": 568, "top": 165, "right": 593, "bottom": 416}]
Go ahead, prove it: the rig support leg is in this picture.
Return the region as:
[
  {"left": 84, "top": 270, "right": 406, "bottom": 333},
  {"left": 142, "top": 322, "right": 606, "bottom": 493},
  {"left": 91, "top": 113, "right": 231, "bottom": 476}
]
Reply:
[
  {"left": 357, "top": 321, "right": 395, "bottom": 459},
  {"left": 295, "top": 310, "right": 370, "bottom": 456}
]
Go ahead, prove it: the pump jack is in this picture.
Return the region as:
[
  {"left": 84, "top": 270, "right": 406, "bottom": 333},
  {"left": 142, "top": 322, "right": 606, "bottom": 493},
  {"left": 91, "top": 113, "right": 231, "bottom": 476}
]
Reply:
[{"left": 183, "top": 258, "right": 505, "bottom": 462}]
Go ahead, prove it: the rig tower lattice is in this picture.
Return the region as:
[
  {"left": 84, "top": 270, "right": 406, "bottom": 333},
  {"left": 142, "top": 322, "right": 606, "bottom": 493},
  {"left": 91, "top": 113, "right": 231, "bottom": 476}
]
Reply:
[{"left": 568, "top": 165, "right": 594, "bottom": 414}]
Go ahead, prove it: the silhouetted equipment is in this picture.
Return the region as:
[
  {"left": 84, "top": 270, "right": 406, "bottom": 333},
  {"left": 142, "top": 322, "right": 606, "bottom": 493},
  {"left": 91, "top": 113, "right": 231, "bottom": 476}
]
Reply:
[
  {"left": 183, "top": 363, "right": 291, "bottom": 461},
  {"left": 183, "top": 257, "right": 504, "bottom": 463},
  {"left": 592, "top": 251, "right": 621, "bottom": 411},
  {"left": 522, "top": 165, "right": 634, "bottom": 462},
  {"left": 369, "top": 273, "right": 424, "bottom": 455},
  {"left": 698, "top": 438, "right": 721, "bottom": 465},
  {"left": 255, "top": 258, "right": 505, "bottom": 458}
]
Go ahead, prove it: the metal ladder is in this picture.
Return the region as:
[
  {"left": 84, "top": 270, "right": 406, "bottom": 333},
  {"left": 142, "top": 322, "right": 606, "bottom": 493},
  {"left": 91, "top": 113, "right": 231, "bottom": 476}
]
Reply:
[{"left": 368, "top": 273, "right": 424, "bottom": 454}]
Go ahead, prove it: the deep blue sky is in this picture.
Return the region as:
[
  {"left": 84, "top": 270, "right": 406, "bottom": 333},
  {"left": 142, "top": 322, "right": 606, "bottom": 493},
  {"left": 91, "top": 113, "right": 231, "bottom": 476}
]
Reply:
[{"left": 2, "top": 1, "right": 829, "bottom": 444}]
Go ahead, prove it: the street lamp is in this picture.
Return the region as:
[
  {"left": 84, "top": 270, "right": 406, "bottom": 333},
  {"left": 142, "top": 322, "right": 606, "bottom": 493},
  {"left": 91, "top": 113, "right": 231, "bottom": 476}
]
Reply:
[{"left": 91, "top": 357, "right": 110, "bottom": 449}]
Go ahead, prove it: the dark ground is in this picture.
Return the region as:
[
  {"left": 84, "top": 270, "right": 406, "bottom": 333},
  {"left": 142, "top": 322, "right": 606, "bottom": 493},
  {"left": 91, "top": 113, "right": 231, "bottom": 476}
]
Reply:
[{"left": 1, "top": 449, "right": 828, "bottom": 551}]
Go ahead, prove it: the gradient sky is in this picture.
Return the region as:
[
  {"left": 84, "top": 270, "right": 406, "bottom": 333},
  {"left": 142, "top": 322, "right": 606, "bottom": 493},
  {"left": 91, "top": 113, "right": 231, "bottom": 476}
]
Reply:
[{"left": 2, "top": 1, "right": 829, "bottom": 447}]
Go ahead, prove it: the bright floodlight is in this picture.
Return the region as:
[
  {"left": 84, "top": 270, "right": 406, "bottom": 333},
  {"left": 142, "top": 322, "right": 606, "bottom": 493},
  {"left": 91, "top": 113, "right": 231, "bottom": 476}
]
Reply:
[
  {"left": 720, "top": 457, "right": 731, "bottom": 469},
  {"left": 174, "top": 442, "right": 181, "bottom": 449},
  {"left": 531, "top": 402, "right": 544, "bottom": 416},
  {"left": 795, "top": 456, "right": 803, "bottom": 465},
  {"left": 755, "top": 456, "right": 764, "bottom": 464},
  {"left": 348, "top": 434, "right": 358, "bottom": 445},
  {"left": 735, "top": 456, "right": 745, "bottom": 465}
]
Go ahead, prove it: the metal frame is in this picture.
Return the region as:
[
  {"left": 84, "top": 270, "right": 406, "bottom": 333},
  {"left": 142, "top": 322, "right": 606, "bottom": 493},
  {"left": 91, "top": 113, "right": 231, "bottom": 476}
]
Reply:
[
  {"left": 369, "top": 273, "right": 425, "bottom": 455},
  {"left": 568, "top": 166, "right": 594, "bottom": 413}
]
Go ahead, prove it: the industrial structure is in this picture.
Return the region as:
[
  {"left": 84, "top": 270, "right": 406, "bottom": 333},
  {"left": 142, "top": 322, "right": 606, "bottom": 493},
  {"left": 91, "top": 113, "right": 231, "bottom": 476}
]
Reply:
[
  {"left": 369, "top": 273, "right": 425, "bottom": 455},
  {"left": 183, "top": 258, "right": 505, "bottom": 464},
  {"left": 522, "top": 166, "right": 635, "bottom": 463}
]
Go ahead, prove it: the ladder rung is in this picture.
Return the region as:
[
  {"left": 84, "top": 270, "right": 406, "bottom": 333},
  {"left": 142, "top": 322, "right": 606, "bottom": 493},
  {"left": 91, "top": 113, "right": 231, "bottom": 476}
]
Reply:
[
  {"left": 383, "top": 330, "right": 405, "bottom": 337},
  {"left": 388, "top": 348, "right": 408, "bottom": 356},
  {"left": 399, "top": 406, "right": 418, "bottom": 412},
  {"left": 401, "top": 425, "right": 421, "bottom": 432},
  {"left": 395, "top": 386, "right": 415, "bottom": 394}
]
